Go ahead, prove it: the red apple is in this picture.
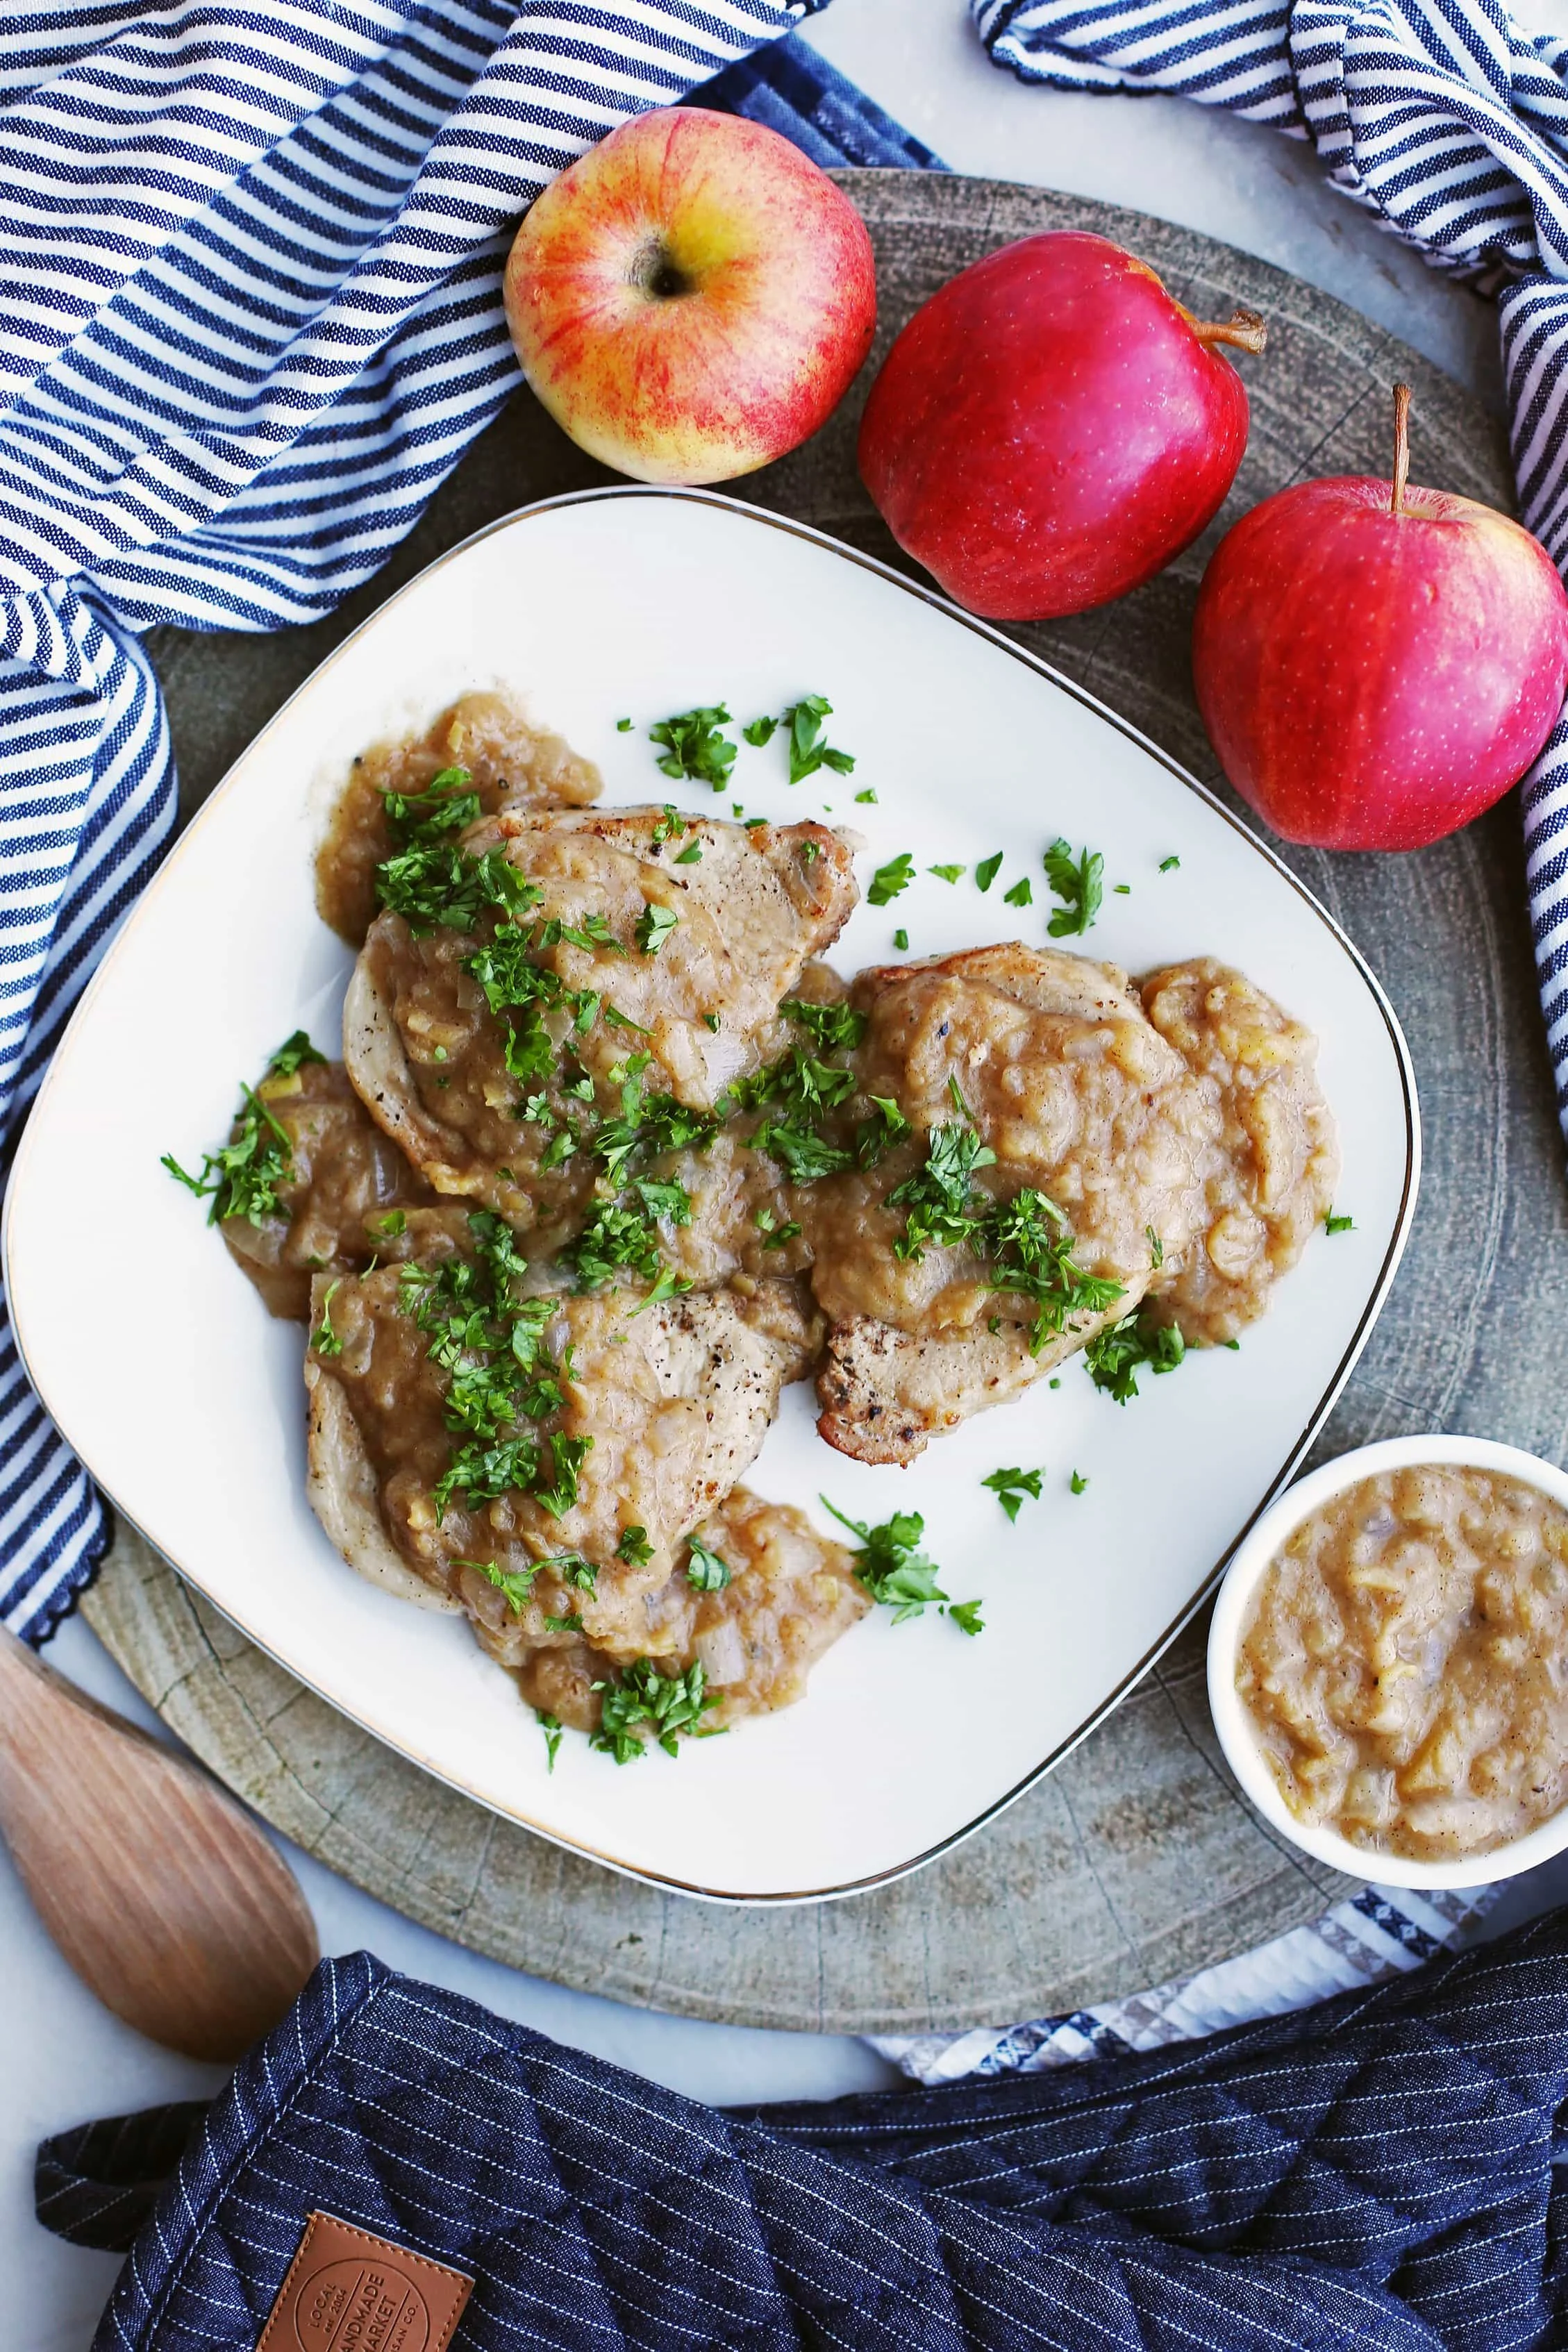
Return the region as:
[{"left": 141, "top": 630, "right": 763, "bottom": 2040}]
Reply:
[
  {"left": 1192, "top": 386, "right": 1568, "bottom": 851},
  {"left": 503, "top": 108, "right": 875, "bottom": 485},
  {"left": 856, "top": 230, "right": 1265, "bottom": 621}
]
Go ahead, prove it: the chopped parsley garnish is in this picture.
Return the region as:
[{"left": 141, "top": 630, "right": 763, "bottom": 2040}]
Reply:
[
  {"left": 892, "top": 928, "right": 910, "bottom": 950},
  {"left": 889, "top": 1121, "right": 998, "bottom": 1259},
  {"left": 374, "top": 768, "right": 539, "bottom": 936},
  {"left": 615, "top": 717, "right": 633, "bottom": 732},
  {"left": 1085, "top": 1307, "right": 1186, "bottom": 1403},
  {"left": 685, "top": 1537, "right": 732, "bottom": 1592},
  {"left": 162, "top": 1031, "right": 326, "bottom": 1226},
  {"left": 1112, "top": 883, "right": 1131, "bottom": 896},
  {"left": 635, "top": 901, "right": 679, "bottom": 954},
  {"left": 755, "top": 1208, "right": 803, "bottom": 1250},
  {"left": 855, "top": 788, "right": 877, "bottom": 804},
  {"left": 886, "top": 1109, "right": 1123, "bottom": 1352},
  {"left": 540, "top": 1551, "right": 598, "bottom": 1591},
  {"left": 1003, "top": 877, "right": 1033, "bottom": 908},
  {"left": 929, "top": 863, "right": 965, "bottom": 885},
  {"left": 857, "top": 1094, "right": 910, "bottom": 1168},
  {"left": 947, "top": 1600, "right": 985, "bottom": 1637},
  {"left": 752, "top": 1121, "right": 852, "bottom": 1181},
  {"left": 1159, "top": 854, "right": 1181, "bottom": 873},
  {"left": 1325, "top": 1209, "right": 1355, "bottom": 1235},
  {"left": 783, "top": 998, "right": 867, "bottom": 1052},
  {"left": 781, "top": 694, "right": 854, "bottom": 785},
  {"left": 537, "top": 1710, "right": 564, "bottom": 1769},
  {"left": 869, "top": 853, "right": 915, "bottom": 906},
  {"left": 565, "top": 1196, "right": 665, "bottom": 1291},
  {"left": 673, "top": 842, "right": 703, "bottom": 865},
  {"left": 592, "top": 1660, "right": 718, "bottom": 1762},
  {"left": 309, "top": 1279, "right": 344, "bottom": 1358},
  {"left": 369, "top": 1208, "right": 407, "bottom": 1240},
  {"left": 398, "top": 1212, "right": 587, "bottom": 1524},
  {"left": 982, "top": 1465, "right": 1044, "bottom": 1524},
  {"left": 649, "top": 706, "right": 736, "bottom": 791},
  {"left": 617, "top": 1525, "right": 654, "bottom": 1567},
  {"left": 1147, "top": 1226, "right": 1164, "bottom": 1269},
  {"left": 1070, "top": 1470, "right": 1089, "bottom": 1494},
  {"left": 1042, "top": 837, "right": 1104, "bottom": 937},
  {"left": 462, "top": 1557, "right": 539, "bottom": 1614},
  {"left": 543, "top": 1612, "right": 582, "bottom": 1635},
  {"left": 821, "top": 1500, "right": 950, "bottom": 1623},
  {"left": 743, "top": 715, "right": 778, "bottom": 747},
  {"left": 974, "top": 853, "right": 1003, "bottom": 893}
]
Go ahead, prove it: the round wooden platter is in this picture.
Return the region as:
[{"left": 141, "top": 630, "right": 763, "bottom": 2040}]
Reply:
[{"left": 81, "top": 174, "right": 1564, "bottom": 2036}]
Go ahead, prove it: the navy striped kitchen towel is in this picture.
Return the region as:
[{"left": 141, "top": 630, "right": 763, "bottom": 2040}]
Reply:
[
  {"left": 35, "top": 1912, "right": 1568, "bottom": 2347},
  {"left": 971, "top": 0, "right": 1568, "bottom": 1130},
  {"left": 0, "top": 3, "right": 929, "bottom": 1648}
]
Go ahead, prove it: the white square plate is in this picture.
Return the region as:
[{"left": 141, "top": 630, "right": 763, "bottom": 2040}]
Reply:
[{"left": 3, "top": 490, "right": 1419, "bottom": 1901}]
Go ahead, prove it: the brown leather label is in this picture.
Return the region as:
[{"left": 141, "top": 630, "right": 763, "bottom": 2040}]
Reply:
[{"left": 257, "top": 2210, "right": 472, "bottom": 2352}]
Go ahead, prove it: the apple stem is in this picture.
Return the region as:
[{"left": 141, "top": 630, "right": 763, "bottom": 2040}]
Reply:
[
  {"left": 1188, "top": 306, "right": 1269, "bottom": 356},
  {"left": 1390, "top": 382, "right": 1412, "bottom": 517}
]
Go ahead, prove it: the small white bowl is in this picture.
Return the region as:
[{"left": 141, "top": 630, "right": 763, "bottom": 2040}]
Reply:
[{"left": 1207, "top": 1433, "right": 1568, "bottom": 1890}]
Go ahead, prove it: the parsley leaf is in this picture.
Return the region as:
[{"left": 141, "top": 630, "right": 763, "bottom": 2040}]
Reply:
[
  {"left": 635, "top": 901, "right": 679, "bottom": 955},
  {"left": 1084, "top": 1308, "right": 1186, "bottom": 1405},
  {"left": 618, "top": 1525, "right": 654, "bottom": 1567},
  {"left": 892, "top": 927, "right": 910, "bottom": 950},
  {"left": 869, "top": 853, "right": 915, "bottom": 906},
  {"left": 1002, "top": 876, "right": 1033, "bottom": 908},
  {"left": 974, "top": 853, "right": 1003, "bottom": 893},
  {"left": 982, "top": 1465, "right": 1044, "bottom": 1524},
  {"left": 649, "top": 706, "right": 736, "bottom": 791},
  {"left": 309, "top": 1278, "right": 344, "bottom": 1358},
  {"left": 1042, "top": 838, "right": 1105, "bottom": 937},
  {"left": 1325, "top": 1209, "right": 1355, "bottom": 1235},
  {"left": 752, "top": 1120, "right": 853, "bottom": 1182},
  {"left": 1159, "top": 854, "right": 1181, "bottom": 873},
  {"left": 855, "top": 787, "right": 878, "bottom": 804},
  {"left": 462, "top": 1557, "right": 538, "bottom": 1615},
  {"left": 947, "top": 1600, "right": 985, "bottom": 1637},
  {"left": 821, "top": 1499, "right": 951, "bottom": 1623},
  {"left": 784, "top": 998, "right": 867, "bottom": 1053},
  {"left": 537, "top": 1710, "right": 564, "bottom": 1769},
  {"left": 743, "top": 715, "right": 778, "bottom": 747},
  {"left": 162, "top": 1032, "right": 326, "bottom": 1228},
  {"left": 685, "top": 1537, "right": 732, "bottom": 1592},
  {"left": 888, "top": 1121, "right": 998, "bottom": 1260},
  {"left": 856, "top": 1094, "right": 910, "bottom": 1168},
  {"left": 592, "top": 1660, "right": 718, "bottom": 1762},
  {"left": 929, "top": 863, "right": 965, "bottom": 885},
  {"left": 1070, "top": 1471, "right": 1089, "bottom": 1494},
  {"left": 783, "top": 694, "right": 854, "bottom": 785}
]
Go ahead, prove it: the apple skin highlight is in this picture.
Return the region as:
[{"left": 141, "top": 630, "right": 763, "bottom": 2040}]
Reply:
[
  {"left": 1193, "top": 472, "right": 1568, "bottom": 851},
  {"left": 503, "top": 109, "right": 876, "bottom": 486}
]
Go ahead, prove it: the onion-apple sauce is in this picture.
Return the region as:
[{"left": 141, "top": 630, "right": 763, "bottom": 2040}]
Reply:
[{"left": 1237, "top": 1465, "right": 1568, "bottom": 1862}]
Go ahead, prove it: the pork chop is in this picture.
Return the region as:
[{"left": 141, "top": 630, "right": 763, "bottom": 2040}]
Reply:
[
  {"left": 342, "top": 808, "right": 856, "bottom": 1228},
  {"left": 793, "top": 944, "right": 1219, "bottom": 1463},
  {"left": 303, "top": 1263, "right": 814, "bottom": 1656}
]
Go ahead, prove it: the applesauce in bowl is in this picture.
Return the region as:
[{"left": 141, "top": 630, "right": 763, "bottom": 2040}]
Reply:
[{"left": 1208, "top": 1436, "right": 1568, "bottom": 1887}]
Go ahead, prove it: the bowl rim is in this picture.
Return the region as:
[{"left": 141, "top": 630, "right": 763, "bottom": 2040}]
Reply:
[{"left": 1206, "top": 1433, "right": 1568, "bottom": 1890}]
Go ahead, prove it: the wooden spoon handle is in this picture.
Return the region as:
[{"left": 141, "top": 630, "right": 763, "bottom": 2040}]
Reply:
[{"left": 0, "top": 1626, "right": 319, "bottom": 2062}]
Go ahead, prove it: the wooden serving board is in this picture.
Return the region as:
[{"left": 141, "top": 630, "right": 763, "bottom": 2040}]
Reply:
[{"left": 81, "top": 174, "right": 1558, "bottom": 2035}]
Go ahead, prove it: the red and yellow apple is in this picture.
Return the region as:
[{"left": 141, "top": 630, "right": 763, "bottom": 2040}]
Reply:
[
  {"left": 1192, "top": 386, "right": 1568, "bottom": 850},
  {"left": 503, "top": 108, "right": 876, "bottom": 485}
]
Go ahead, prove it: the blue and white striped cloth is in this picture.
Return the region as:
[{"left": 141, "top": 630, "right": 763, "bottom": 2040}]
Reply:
[
  {"left": 0, "top": 0, "right": 834, "bottom": 1645},
  {"left": 974, "top": 0, "right": 1568, "bottom": 1119}
]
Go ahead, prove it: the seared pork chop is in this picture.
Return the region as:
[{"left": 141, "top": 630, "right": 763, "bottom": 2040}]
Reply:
[
  {"left": 499, "top": 1487, "right": 870, "bottom": 1736},
  {"left": 304, "top": 1265, "right": 814, "bottom": 1654},
  {"left": 1140, "top": 960, "right": 1340, "bottom": 1344},
  {"left": 343, "top": 808, "right": 856, "bottom": 1227},
  {"left": 794, "top": 944, "right": 1219, "bottom": 1463}
]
